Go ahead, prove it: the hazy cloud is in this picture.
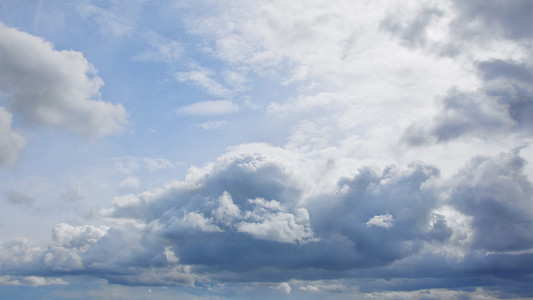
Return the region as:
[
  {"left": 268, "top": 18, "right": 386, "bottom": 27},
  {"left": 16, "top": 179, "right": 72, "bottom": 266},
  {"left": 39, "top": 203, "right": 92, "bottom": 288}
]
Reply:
[
  {"left": 0, "top": 107, "right": 25, "bottom": 167},
  {"left": 5, "top": 191, "right": 35, "bottom": 208},
  {"left": 177, "top": 100, "right": 239, "bottom": 116}
]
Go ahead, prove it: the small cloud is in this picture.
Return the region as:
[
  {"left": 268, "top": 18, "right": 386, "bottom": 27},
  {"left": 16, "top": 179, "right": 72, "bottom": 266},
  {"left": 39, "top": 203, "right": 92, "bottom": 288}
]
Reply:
[
  {"left": 5, "top": 191, "right": 35, "bottom": 208},
  {"left": 61, "top": 186, "right": 87, "bottom": 203},
  {"left": 0, "top": 107, "right": 25, "bottom": 168},
  {"left": 366, "top": 213, "right": 394, "bottom": 229},
  {"left": 177, "top": 100, "right": 239, "bottom": 116},
  {"left": 0, "top": 275, "right": 67, "bottom": 287},
  {"left": 275, "top": 282, "right": 291, "bottom": 294},
  {"left": 113, "top": 156, "right": 176, "bottom": 174},
  {"left": 198, "top": 120, "right": 228, "bottom": 130}
]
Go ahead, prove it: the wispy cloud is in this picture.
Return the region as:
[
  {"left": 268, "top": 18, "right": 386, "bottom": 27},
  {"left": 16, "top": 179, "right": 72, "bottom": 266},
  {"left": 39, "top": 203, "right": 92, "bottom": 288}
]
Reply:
[{"left": 177, "top": 100, "right": 239, "bottom": 116}]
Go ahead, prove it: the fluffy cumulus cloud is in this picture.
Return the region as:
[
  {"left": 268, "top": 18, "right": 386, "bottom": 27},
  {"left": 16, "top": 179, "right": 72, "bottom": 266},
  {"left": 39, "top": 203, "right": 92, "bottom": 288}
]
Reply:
[
  {"left": 0, "top": 22, "right": 127, "bottom": 167},
  {"left": 0, "top": 22, "right": 127, "bottom": 137}
]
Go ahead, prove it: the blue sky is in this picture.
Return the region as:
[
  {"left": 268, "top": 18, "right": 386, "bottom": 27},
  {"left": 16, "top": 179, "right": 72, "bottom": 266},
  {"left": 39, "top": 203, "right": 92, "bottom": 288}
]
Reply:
[{"left": 1, "top": 1, "right": 533, "bottom": 299}]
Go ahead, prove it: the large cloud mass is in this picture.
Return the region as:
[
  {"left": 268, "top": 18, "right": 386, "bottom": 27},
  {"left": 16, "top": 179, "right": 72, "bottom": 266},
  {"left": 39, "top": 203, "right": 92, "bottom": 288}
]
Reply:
[{"left": 1, "top": 144, "right": 533, "bottom": 297}]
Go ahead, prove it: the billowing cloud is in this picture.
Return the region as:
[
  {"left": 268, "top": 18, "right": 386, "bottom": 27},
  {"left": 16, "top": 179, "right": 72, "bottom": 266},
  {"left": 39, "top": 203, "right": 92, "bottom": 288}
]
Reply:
[
  {"left": 0, "top": 22, "right": 127, "bottom": 138},
  {"left": 366, "top": 213, "right": 394, "bottom": 229},
  {"left": 1, "top": 145, "right": 533, "bottom": 296}
]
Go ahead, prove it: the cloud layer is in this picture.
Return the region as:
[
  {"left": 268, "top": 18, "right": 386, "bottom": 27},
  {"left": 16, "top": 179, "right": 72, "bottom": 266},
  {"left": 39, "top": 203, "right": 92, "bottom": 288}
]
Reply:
[{"left": 1, "top": 1, "right": 533, "bottom": 299}]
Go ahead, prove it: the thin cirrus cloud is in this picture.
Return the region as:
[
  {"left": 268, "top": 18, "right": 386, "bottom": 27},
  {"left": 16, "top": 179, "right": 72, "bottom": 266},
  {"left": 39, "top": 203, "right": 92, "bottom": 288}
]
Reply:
[{"left": 177, "top": 100, "right": 239, "bottom": 116}]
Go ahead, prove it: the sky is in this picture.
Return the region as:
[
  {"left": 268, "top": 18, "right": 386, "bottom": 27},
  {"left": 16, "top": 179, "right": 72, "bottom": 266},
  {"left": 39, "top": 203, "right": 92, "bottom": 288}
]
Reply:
[{"left": 1, "top": 0, "right": 533, "bottom": 299}]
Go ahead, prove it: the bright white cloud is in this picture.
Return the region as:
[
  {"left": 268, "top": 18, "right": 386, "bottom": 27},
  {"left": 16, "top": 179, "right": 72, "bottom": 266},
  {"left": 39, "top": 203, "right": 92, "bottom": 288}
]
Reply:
[
  {"left": 181, "top": 212, "right": 222, "bottom": 232},
  {"left": 198, "top": 120, "right": 228, "bottom": 130},
  {"left": 366, "top": 213, "right": 394, "bottom": 229},
  {"left": 177, "top": 100, "right": 239, "bottom": 116},
  {"left": 275, "top": 282, "right": 291, "bottom": 294}
]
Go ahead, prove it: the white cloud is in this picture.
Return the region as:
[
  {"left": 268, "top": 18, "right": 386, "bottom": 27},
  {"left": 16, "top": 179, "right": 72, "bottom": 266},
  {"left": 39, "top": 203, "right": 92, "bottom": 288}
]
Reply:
[
  {"left": 275, "top": 282, "right": 291, "bottom": 294},
  {"left": 0, "top": 107, "right": 25, "bottom": 167},
  {"left": 198, "top": 120, "right": 228, "bottom": 130},
  {"left": 177, "top": 100, "right": 239, "bottom": 116},
  {"left": 61, "top": 186, "right": 87, "bottom": 203},
  {"left": 212, "top": 191, "right": 240, "bottom": 226},
  {"left": 114, "top": 156, "right": 176, "bottom": 174},
  {"left": 0, "top": 275, "right": 67, "bottom": 287},
  {"left": 181, "top": 212, "right": 222, "bottom": 232},
  {"left": 234, "top": 197, "right": 315, "bottom": 244},
  {"left": 176, "top": 69, "right": 231, "bottom": 97},
  {"left": 134, "top": 32, "right": 183, "bottom": 63},
  {"left": 0, "top": 22, "right": 127, "bottom": 138},
  {"left": 366, "top": 213, "right": 394, "bottom": 229}
]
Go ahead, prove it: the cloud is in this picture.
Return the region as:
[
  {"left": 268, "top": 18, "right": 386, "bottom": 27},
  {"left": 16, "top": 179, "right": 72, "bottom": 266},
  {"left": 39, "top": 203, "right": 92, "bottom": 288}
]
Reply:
[
  {"left": 0, "top": 275, "right": 67, "bottom": 287},
  {"left": 198, "top": 120, "right": 228, "bottom": 130},
  {"left": 119, "top": 176, "right": 141, "bottom": 191},
  {"left": 366, "top": 213, "right": 394, "bottom": 229},
  {"left": 402, "top": 59, "right": 533, "bottom": 145},
  {"left": 5, "top": 191, "right": 35, "bottom": 208},
  {"left": 114, "top": 156, "right": 176, "bottom": 174},
  {"left": 0, "top": 22, "right": 127, "bottom": 138},
  {"left": 176, "top": 70, "right": 231, "bottom": 97},
  {"left": 275, "top": 282, "right": 291, "bottom": 294},
  {"left": 380, "top": 4, "right": 444, "bottom": 48},
  {"left": 2, "top": 2, "right": 533, "bottom": 297},
  {"left": 448, "top": 150, "right": 533, "bottom": 252},
  {"left": 177, "top": 100, "right": 239, "bottom": 116},
  {"left": 1, "top": 145, "right": 533, "bottom": 295},
  {"left": 0, "top": 107, "right": 25, "bottom": 168},
  {"left": 61, "top": 186, "right": 87, "bottom": 203},
  {"left": 133, "top": 32, "right": 183, "bottom": 64}
]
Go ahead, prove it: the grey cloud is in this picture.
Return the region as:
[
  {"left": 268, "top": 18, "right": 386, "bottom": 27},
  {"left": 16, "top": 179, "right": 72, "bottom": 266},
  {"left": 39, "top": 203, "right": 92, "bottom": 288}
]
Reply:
[
  {"left": 452, "top": 0, "right": 533, "bottom": 40},
  {"left": 0, "top": 275, "right": 67, "bottom": 287},
  {"left": 403, "top": 59, "right": 533, "bottom": 145},
  {"left": 5, "top": 191, "right": 35, "bottom": 208},
  {"left": 380, "top": 6, "right": 443, "bottom": 48},
  {"left": 479, "top": 59, "right": 533, "bottom": 130},
  {"left": 430, "top": 89, "right": 511, "bottom": 142},
  {"left": 448, "top": 150, "right": 533, "bottom": 252},
  {"left": 479, "top": 59, "right": 533, "bottom": 83},
  {"left": 2, "top": 147, "right": 533, "bottom": 295}
]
